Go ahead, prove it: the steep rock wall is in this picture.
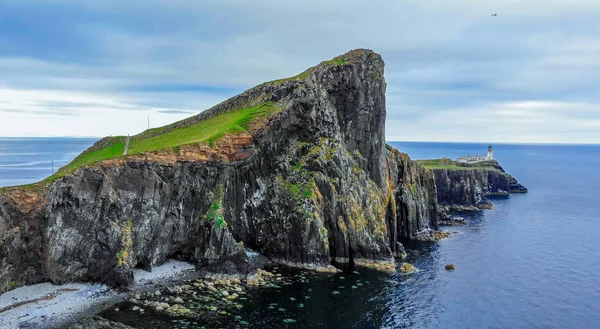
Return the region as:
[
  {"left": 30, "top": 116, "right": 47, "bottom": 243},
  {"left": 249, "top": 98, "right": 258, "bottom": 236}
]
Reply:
[
  {"left": 385, "top": 147, "right": 438, "bottom": 245},
  {"left": 0, "top": 49, "right": 439, "bottom": 291},
  {"left": 432, "top": 161, "right": 527, "bottom": 210}
]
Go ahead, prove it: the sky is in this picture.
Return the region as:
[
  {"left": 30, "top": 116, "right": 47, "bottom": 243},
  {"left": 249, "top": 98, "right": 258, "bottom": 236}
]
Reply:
[{"left": 0, "top": 0, "right": 599, "bottom": 143}]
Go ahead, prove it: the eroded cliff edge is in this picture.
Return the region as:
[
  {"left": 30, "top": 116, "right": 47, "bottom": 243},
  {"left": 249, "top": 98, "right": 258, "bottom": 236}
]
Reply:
[
  {"left": 0, "top": 49, "right": 440, "bottom": 292},
  {"left": 428, "top": 160, "right": 527, "bottom": 211}
]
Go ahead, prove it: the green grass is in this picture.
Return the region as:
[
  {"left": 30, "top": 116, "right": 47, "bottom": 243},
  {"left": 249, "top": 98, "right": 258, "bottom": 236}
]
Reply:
[
  {"left": 0, "top": 182, "right": 43, "bottom": 193},
  {"left": 47, "top": 138, "right": 126, "bottom": 182},
  {"left": 42, "top": 102, "right": 279, "bottom": 183},
  {"left": 421, "top": 164, "right": 473, "bottom": 170},
  {"left": 127, "top": 102, "right": 278, "bottom": 155},
  {"left": 270, "top": 68, "right": 317, "bottom": 85},
  {"left": 270, "top": 56, "right": 347, "bottom": 85},
  {"left": 206, "top": 185, "right": 227, "bottom": 228},
  {"left": 416, "top": 159, "right": 495, "bottom": 170},
  {"left": 323, "top": 58, "right": 346, "bottom": 65}
]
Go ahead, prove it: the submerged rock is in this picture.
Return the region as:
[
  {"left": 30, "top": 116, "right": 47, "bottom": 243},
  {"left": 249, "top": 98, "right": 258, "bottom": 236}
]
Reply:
[
  {"left": 167, "top": 304, "right": 192, "bottom": 315},
  {"left": 315, "top": 266, "right": 342, "bottom": 273},
  {"left": 434, "top": 231, "right": 452, "bottom": 240},
  {"left": 438, "top": 213, "right": 468, "bottom": 227},
  {"left": 399, "top": 263, "right": 418, "bottom": 273},
  {"left": 445, "top": 264, "right": 455, "bottom": 271}
]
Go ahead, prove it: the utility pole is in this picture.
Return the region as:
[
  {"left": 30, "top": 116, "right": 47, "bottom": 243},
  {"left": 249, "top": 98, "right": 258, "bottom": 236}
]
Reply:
[
  {"left": 52, "top": 161, "right": 54, "bottom": 175},
  {"left": 148, "top": 116, "right": 150, "bottom": 130}
]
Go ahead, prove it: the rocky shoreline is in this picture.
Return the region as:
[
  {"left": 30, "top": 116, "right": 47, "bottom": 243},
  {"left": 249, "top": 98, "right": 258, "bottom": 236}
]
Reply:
[
  {"left": 0, "top": 49, "right": 442, "bottom": 294},
  {"left": 431, "top": 160, "right": 527, "bottom": 211},
  {"left": 0, "top": 49, "right": 528, "bottom": 328},
  {"left": 0, "top": 260, "right": 197, "bottom": 329},
  {"left": 67, "top": 263, "right": 391, "bottom": 329},
  {"left": 3, "top": 254, "right": 449, "bottom": 328}
]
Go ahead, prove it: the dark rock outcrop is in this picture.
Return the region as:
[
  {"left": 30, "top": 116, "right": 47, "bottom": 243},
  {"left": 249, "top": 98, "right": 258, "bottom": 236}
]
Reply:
[
  {"left": 0, "top": 49, "right": 440, "bottom": 291},
  {"left": 385, "top": 146, "right": 439, "bottom": 243},
  {"left": 431, "top": 160, "right": 527, "bottom": 211}
]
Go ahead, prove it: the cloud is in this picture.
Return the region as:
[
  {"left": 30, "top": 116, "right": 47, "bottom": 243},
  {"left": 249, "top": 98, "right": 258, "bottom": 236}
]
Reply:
[
  {"left": 386, "top": 100, "right": 600, "bottom": 143},
  {"left": 157, "top": 109, "right": 196, "bottom": 115},
  {"left": 0, "top": 87, "right": 227, "bottom": 136},
  {"left": 0, "top": 0, "right": 599, "bottom": 143}
]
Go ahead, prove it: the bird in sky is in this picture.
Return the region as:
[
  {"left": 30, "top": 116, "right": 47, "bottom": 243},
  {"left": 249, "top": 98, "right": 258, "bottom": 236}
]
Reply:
[{"left": 491, "top": 13, "right": 498, "bottom": 16}]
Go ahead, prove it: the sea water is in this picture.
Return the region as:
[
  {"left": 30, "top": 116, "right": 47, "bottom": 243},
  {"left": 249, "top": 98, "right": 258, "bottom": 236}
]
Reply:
[
  {"left": 0, "top": 137, "right": 97, "bottom": 187},
  {"left": 2, "top": 138, "right": 599, "bottom": 328}
]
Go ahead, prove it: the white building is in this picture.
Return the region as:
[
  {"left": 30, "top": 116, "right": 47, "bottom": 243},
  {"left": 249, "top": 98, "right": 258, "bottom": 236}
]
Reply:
[{"left": 456, "top": 145, "right": 493, "bottom": 163}]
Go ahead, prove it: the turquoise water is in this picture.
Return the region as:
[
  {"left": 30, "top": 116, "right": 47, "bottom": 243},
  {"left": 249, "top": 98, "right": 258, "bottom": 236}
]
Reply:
[{"left": 1, "top": 138, "right": 599, "bottom": 328}]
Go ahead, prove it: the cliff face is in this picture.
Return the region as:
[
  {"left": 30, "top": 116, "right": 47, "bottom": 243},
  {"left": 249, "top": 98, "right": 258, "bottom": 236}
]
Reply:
[
  {"left": 386, "top": 147, "right": 438, "bottom": 242},
  {"left": 0, "top": 49, "right": 439, "bottom": 291},
  {"left": 431, "top": 161, "right": 527, "bottom": 210}
]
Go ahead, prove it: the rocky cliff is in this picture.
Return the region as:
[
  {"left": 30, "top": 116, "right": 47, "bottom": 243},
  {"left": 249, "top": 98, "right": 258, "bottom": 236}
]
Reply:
[
  {"left": 431, "top": 160, "right": 527, "bottom": 211},
  {"left": 0, "top": 49, "right": 440, "bottom": 292}
]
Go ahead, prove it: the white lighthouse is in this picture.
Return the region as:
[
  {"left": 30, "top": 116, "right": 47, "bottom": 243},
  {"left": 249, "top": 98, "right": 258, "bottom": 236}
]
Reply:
[{"left": 457, "top": 145, "right": 495, "bottom": 163}]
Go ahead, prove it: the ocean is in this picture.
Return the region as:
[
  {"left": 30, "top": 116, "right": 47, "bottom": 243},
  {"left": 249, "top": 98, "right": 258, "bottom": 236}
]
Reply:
[
  {"left": 0, "top": 137, "right": 97, "bottom": 187},
  {"left": 1, "top": 138, "right": 599, "bottom": 328}
]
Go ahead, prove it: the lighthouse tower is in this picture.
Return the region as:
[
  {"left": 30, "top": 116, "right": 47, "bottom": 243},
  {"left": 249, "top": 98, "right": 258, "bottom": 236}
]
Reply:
[{"left": 487, "top": 145, "right": 493, "bottom": 160}]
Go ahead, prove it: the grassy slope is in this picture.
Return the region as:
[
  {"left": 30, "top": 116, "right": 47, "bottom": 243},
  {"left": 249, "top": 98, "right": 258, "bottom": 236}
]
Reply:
[
  {"left": 269, "top": 57, "right": 346, "bottom": 85},
  {"left": 416, "top": 159, "right": 496, "bottom": 170},
  {"left": 44, "top": 102, "right": 279, "bottom": 182},
  {"left": 127, "top": 102, "right": 278, "bottom": 154},
  {"left": 1, "top": 52, "right": 351, "bottom": 190}
]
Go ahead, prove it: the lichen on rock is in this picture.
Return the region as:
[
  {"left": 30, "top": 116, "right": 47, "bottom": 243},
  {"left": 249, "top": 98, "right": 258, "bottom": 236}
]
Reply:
[
  {"left": 429, "top": 160, "right": 527, "bottom": 211},
  {"left": 0, "top": 49, "right": 444, "bottom": 290},
  {"left": 399, "top": 263, "right": 418, "bottom": 273}
]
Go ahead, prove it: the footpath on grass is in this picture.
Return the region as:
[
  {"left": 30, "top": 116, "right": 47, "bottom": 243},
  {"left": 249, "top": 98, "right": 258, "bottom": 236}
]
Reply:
[{"left": 122, "top": 135, "right": 130, "bottom": 155}]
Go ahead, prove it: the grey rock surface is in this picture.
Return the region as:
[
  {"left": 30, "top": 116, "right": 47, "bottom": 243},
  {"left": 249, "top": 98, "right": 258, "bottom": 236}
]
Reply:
[
  {"left": 431, "top": 160, "right": 527, "bottom": 210},
  {"left": 0, "top": 49, "right": 439, "bottom": 291}
]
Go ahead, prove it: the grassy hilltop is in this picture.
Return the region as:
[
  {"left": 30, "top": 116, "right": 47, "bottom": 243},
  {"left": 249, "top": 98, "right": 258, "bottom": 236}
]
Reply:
[
  {"left": 416, "top": 158, "right": 499, "bottom": 171},
  {"left": 0, "top": 52, "right": 356, "bottom": 191},
  {"left": 45, "top": 102, "right": 279, "bottom": 183}
]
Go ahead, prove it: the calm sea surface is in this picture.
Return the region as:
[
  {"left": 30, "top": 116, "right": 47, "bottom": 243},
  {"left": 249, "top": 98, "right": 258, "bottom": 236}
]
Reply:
[
  {"left": 0, "top": 137, "right": 97, "bottom": 187},
  {"left": 1, "top": 138, "right": 599, "bottom": 328}
]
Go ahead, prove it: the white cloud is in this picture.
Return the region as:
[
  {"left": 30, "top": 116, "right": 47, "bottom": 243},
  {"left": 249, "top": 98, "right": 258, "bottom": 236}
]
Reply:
[
  {"left": 386, "top": 100, "right": 600, "bottom": 143},
  {"left": 0, "top": 88, "right": 225, "bottom": 137},
  {"left": 1, "top": 0, "right": 600, "bottom": 143}
]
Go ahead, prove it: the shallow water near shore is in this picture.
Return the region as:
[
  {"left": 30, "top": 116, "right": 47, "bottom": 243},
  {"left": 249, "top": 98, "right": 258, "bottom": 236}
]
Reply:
[
  {"left": 101, "top": 265, "right": 396, "bottom": 329},
  {"left": 100, "top": 142, "right": 600, "bottom": 328},
  {"left": 2, "top": 140, "right": 600, "bottom": 328}
]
